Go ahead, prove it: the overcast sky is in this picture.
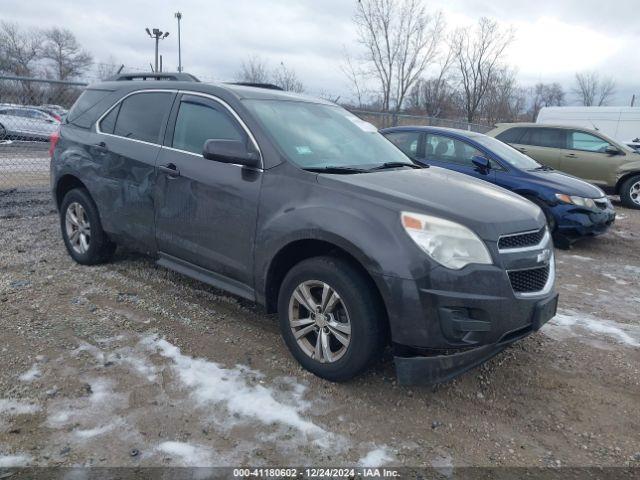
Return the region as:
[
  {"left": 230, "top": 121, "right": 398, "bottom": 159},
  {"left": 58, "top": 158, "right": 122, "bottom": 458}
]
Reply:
[{"left": 3, "top": 0, "right": 639, "bottom": 105}]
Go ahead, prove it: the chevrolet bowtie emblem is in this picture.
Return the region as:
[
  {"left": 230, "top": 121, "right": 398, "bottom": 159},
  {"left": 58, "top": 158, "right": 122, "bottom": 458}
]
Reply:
[{"left": 537, "top": 249, "right": 551, "bottom": 263}]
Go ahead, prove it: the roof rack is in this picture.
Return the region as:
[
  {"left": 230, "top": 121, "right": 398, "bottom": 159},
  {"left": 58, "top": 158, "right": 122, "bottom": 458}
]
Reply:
[
  {"left": 111, "top": 72, "right": 200, "bottom": 82},
  {"left": 230, "top": 82, "right": 284, "bottom": 91}
]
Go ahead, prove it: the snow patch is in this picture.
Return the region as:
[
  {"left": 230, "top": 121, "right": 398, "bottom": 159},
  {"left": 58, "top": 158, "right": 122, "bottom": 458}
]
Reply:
[
  {"left": 142, "top": 336, "right": 328, "bottom": 439},
  {"left": 602, "top": 273, "right": 628, "bottom": 285},
  {"left": 431, "top": 451, "right": 454, "bottom": 478},
  {"left": 0, "top": 399, "right": 40, "bottom": 416},
  {"left": 543, "top": 310, "right": 640, "bottom": 348},
  {"left": 359, "top": 447, "right": 392, "bottom": 467},
  {"left": 567, "top": 255, "right": 593, "bottom": 261},
  {"left": 156, "top": 441, "right": 214, "bottom": 466},
  {"left": 0, "top": 453, "right": 32, "bottom": 467},
  {"left": 18, "top": 364, "right": 41, "bottom": 382}
]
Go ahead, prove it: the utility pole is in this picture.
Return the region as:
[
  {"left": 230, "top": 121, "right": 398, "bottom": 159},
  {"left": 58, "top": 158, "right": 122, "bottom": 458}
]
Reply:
[
  {"left": 175, "top": 12, "right": 183, "bottom": 72},
  {"left": 145, "top": 28, "right": 169, "bottom": 72}
]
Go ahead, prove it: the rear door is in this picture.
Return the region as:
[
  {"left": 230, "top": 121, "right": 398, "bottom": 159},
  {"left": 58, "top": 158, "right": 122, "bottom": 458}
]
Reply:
[
  {"left": 558, "top": 130, "right": 625, "bottom": 187},
  {"left": 514, "top": 127, "right": 565, "bottom": 169},
  {"left": 154, "top": 93, "right": 262, "bottom": 289},
  {"left": 95, "top": 90, "right": 175, "bottom": 250}
]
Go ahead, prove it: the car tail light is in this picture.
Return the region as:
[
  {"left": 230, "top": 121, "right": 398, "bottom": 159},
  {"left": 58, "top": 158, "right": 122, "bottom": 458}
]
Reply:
[{"left": 49, "top": 129, "right": 60, "bottom": 158}]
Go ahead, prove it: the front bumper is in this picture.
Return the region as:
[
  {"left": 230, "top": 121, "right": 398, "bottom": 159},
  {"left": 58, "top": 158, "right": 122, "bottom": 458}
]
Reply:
[
  {"left": 394, "top": 293, "right": 558, "bottom": 385},
  {"left": 552, "top": 203, "right": 615, "bottom": 240}
]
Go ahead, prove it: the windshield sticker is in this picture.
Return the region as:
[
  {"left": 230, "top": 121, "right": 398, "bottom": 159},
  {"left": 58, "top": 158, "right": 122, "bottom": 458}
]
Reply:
[{"left": 295, "top": 146, "right": 313, "bottom": 155}]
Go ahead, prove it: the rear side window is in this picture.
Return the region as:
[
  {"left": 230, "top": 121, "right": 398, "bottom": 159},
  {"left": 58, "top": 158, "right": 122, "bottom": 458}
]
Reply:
[
  {"left": 520, "top": 128, "right": 565, "bottom": 148},
  {"left": 496, "top": 127, "right": 526, "bottom": 143},
  {"left": 99, "top": 104, "right": 120, "bottom": 134},
  {"left": 113, "top": 92, "right": 173, "bottom": 144},
  {"left": 172, "top": 100, "right": 244, "bottom": 154},
  {"left": 67, "top": 89, "right": 111, "bottom": 123},
  {"left": 385, "top": 131, "right": 421, "bottom": 159}
]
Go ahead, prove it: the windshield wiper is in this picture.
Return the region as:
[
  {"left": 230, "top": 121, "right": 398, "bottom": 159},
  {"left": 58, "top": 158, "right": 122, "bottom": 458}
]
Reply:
[
  {"left": 368, "top": 161, "right": 425, "bottom": 171},
  {"left": 303, "top": 166, "right": 369, "bottom": 174},
  {"left": 530, "top": 165, "right": 553, "bottom": 171}
]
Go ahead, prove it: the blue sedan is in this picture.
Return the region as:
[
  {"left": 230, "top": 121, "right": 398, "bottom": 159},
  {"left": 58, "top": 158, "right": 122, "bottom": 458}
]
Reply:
[{"left": 381, "top": 126, "right": 616, "bottom": 248}]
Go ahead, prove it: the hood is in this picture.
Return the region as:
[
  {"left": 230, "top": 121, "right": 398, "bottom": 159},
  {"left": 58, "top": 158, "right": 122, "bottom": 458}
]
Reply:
[
  {"left": 317, "top": 166, "right": 545, "bottom": 240},
  {"left": 524, "top": 170, "right": 604, "bottom": 198}
]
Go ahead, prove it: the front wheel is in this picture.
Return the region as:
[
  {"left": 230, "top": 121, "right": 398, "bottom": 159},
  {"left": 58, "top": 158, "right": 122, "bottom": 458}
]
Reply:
[
  {"left": 620, "top": 175, "right": 640, "bottom": 210},
  {"left": 277, "top": 256, "right": 386, "bottom": 382}
]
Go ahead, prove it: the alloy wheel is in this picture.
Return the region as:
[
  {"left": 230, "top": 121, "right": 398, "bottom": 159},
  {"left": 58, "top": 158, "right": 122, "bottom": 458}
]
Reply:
[
  {"left": 288, "top": 280, "right": 352, "bottom": 363},
  {"left": 65, "top": 202, "right": 91, "bottom": 254},
  {"left": 630, "top": 180, "right": 640, "bottom": 206}
]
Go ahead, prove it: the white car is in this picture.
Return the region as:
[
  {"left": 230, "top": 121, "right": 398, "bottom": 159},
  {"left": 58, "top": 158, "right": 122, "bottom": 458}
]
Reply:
[{"left": 0, "top": 106, "right": 60, "bottom": 141}]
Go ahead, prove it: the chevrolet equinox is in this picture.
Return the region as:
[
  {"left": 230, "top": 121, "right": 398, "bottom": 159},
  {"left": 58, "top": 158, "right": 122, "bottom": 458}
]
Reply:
[{"left": 50, "top": 73, "right": 559, "bottom": 385}]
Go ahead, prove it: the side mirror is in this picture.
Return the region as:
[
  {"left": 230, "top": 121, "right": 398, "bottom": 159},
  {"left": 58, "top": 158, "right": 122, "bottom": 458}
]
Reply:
[
  {"left": 604, "top": 145, "right": 620, "bottom": 155},
  {"left": 202, "top": 139, "right": 260, "bottom": 167},
  {"left": 472, "top": 155, "right": 491, "bottom": 172}
]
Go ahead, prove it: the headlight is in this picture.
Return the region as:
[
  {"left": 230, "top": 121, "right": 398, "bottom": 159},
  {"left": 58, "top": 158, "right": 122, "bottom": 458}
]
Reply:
[
  {"left": 401, "top": 212, "right": 492, "bottom": 270},
  {"left": 555, "top": 194, "right": 596, "bottom": 209}
]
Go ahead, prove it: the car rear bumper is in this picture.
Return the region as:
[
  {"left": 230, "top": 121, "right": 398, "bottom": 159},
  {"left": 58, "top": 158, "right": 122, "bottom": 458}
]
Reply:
[{"left": 394, "top": 293, "right": 558, "bottom": 385}]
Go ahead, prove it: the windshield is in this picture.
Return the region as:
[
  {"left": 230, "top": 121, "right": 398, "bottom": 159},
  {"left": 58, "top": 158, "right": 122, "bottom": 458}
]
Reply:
[
  {"left": 474, "top": 134, "right": 543, "bottom": 170},
  {"left": 244, "top": 100, "right": 412, "bottom": 170}
]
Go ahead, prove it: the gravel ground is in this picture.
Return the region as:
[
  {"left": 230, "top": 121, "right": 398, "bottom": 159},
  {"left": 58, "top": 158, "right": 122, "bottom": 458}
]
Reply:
[{"left": 0, "top": 187, "right": 639, "bottom": 471}]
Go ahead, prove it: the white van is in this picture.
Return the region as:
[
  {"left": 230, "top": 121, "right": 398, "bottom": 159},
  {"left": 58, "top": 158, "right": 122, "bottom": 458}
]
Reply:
[{"left": 537, "top": 106, "right": 640, "bottom": 150}]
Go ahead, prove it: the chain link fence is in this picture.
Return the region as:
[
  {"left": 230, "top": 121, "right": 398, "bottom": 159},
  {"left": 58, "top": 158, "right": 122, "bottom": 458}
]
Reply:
[
  {"left": 0, "top": 76, "right": 491, "bottom": 189},
  {"left": 0, "top": 75, "right": 87, "bottom": 188}
]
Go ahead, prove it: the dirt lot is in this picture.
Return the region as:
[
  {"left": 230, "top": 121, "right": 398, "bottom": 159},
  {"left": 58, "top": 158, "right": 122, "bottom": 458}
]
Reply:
[{"left": 0, "top": 187, "right": 638, "bottom": 471}]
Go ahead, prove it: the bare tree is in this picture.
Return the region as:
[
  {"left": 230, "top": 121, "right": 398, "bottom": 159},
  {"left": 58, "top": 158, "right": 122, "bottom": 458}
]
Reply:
[
  {"left": 0, "top": 21, "right": 44, "bottom": 76},
  {"left": 529, "top": 82, "right": 565, "bottom": 120},
  {"left": 407, "top": 43, "right": 456, "bottom": 117},
  {"left": 42, "top": 27, "right": 92, "bottom": 81},
  {"left": 573, "top": 72, "right": 616, "bottom": 106},
  {"left": 272, "top": 62, "right": 305, "bottom": 93},
  {"left": 235, "top": 55, "right": 270, "bottom": 84},
  {"left": 481, "top": 67, "right": 526, "bottom": 125},
  {"left": 95, "top": 56, "right": 121, "bottom": 81},
  {"left": 341, "top": 51, "right": 368, "bottom": 108},
  {"left": 451, "top": 17, "right": 514, "bottom": 122},
  {"left": 353, "top": 0, "right": 444, "bottom": 112}
]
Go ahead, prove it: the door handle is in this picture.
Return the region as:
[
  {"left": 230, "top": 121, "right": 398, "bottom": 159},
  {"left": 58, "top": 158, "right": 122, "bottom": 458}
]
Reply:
[
  {"left": 93, "top": 141, "right": 107, "bottom": 152},
  {"left": 159, "top": 163, "right": 180, "bottom": 177},
  {"left": 517, "top": 147, "right": 527, "bottom": 153},
  {"left": 564, "top": 153, "right": 577, "bottom": 158}
]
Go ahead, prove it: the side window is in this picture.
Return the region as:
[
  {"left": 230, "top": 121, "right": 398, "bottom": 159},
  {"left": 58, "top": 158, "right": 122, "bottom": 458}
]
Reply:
[
  {"left": 385, "top": 131, "right": 421, "bottom": 159},
  {"left": 496, "top": 127, "right": 526, "bottom": 143},
  {"left": 99, "top": 104, "right": 120, "bottom": 134},
  {"left": 521, "top": 128, "right": 565, "bottom": 148},
  {"left": 425, "top": 134, "right": 484, "bottom": 166},
  {"left": 172, "top": 100, "right": 244, "bottom": 155},
  {"left": 569, "top": 131, "right": 611, "bottom": 152},
  {"left": 113, "top": 92, "right": 173, "bottom": 144}
]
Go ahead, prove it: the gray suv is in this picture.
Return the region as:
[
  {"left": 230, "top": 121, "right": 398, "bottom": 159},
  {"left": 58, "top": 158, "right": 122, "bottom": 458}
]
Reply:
[{"left": 50, "top": 73, "right": 558, "bottom": 385}]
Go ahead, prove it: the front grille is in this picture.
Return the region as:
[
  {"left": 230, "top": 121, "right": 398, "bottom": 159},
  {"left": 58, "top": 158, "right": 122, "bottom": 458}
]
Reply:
[
  {"left": 508, "top": 265, "right": 550, "bottom": 293},
  {"left": 498, "top": 228, "right": 545, "bottom": 250}
]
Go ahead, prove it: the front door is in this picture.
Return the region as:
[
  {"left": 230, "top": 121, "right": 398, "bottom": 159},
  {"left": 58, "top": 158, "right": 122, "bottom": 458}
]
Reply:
[
  {"left": 423, "top": 132, "right": 496, "bottom": 182},
  {"left": 558, "top": 129, "right": 625, "bottom": 187},
  {"left": 154, "top": 93, "right": 262, "bottom": 288}
]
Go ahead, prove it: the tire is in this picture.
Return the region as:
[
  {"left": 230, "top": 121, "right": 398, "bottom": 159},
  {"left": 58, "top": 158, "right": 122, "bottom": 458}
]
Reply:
[
  {"left": 60, "top": 188, "right": 116, "bottom": 265},
  {"left": 620, "top": 175, "right": 640, "bottom": 210},
  {"left": 277, "top": 256, "right": 386, "bottom": 382}
]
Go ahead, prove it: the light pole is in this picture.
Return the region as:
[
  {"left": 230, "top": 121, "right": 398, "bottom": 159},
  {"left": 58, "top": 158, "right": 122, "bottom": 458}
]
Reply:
[
  {"left": 145, "top": 27, "right": 169, "bottom": 72},
  {"left": 174, "top": 12, "right": 183, "bottom": 72}
]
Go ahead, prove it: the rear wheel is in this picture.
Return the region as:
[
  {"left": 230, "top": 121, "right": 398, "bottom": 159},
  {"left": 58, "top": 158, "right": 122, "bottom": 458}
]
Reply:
[
  {"left": 60, "top": 188, "right": 116, "bottom": 265},
  {"left": 620, "top": 175, "right": 640, "bottom": 210},
  {"left": 277, "top": 256, "right": 385, "bottom": 382}
]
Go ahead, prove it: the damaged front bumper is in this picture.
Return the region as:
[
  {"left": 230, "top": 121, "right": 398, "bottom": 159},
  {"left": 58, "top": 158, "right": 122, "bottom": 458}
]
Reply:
[{"left": 394, "top": 293, "right": 558, "bottom": 386}]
